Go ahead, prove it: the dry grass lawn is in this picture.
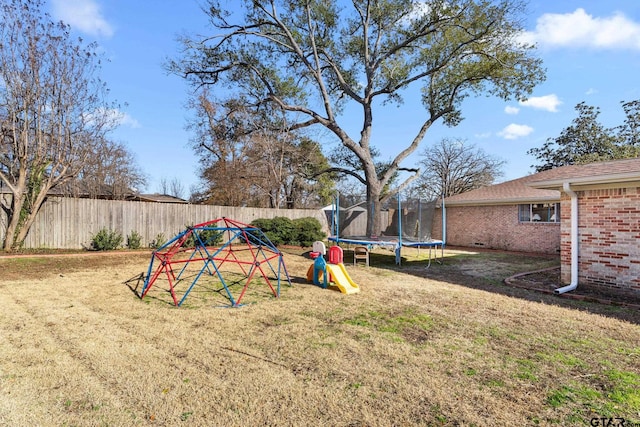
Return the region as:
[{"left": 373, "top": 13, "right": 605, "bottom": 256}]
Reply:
[{"left": 0, "top": 248, "right": 639, "bottom": 426}]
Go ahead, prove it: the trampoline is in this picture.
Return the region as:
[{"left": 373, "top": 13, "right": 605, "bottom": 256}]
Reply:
[
  {"left": 400, "top": 238, "right": 444, "bottom": 268},
  {"left": 328, "top": 235, "right": 402, "bottom": 264},
  {"left": 328, "top": 193, "right": 445, "bottom": 267}
]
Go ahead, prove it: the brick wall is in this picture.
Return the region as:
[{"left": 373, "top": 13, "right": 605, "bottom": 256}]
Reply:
[
  {"left": 432, "top": 204, "right": 560, "bottom": 254},
  {"left": 561, "top": 187, "right": 640, "bottom": 291}
]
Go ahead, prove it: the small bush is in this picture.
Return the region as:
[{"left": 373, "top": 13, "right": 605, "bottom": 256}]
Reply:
[
  {"left": 151, "top": 233, "right": 166, "bottom": 249},
  {"left": 271, "top": 217, "right": 298, "bottom": 245},
  {"left": 91, "top": 228, "right": 123, "bottom": 251},
  {"left": 251, "top": 217, "right": 296, "bottom": 246},
  {"left": 250, "top": 218, "right": 272, "bottom": 238},
  {"left": 251, "top": 218, "right": 277, "bottom": 245},
  {"left": 127, "top": 230, "right": 143, "bottom": 249},
  {"left": 293, "top": 217, "right": 326, "bottom": 247},
  {"left": 199, "top": 228, "right": 223, "bottom": 246},
  {"left": 251, "top": 216, "right": 325, "bottom": 247},
  {"left": 183, "top": 225, "right": 223, "bottom": 248},
  {"left": 182, "top": 227, "right": 196, "bottom": 248}
]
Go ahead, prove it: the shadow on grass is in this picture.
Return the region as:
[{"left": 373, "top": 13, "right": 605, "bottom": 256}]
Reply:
[
  {"left": 124, "top": 272, "right": 145, "bottom": 298},
  {"left": 124, "top": 267, "right": 302, "bottom": 308},
  {"left": 294, "top": 246, "right": 640, "bottom": 326}
]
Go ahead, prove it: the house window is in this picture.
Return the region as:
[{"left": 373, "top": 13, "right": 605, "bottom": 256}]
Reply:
[{"left": 518, "top": 203, "right": 560, "bottom": 223}]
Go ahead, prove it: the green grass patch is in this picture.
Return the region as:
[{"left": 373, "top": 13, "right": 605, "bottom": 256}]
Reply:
[
  {"left": 603, "top": 368, "right": 640, "bottom": 411},
  {"left": 546, "top": 370, "right": 640, "bottom": 423},
  {"left": 614, "top": 346, "right": 640, "bottom": 357},
  {"left": 514, "top": 358, "right": 539, "bottom": 382},
  {"left": 535, "top": 351, "right": 587, "bottom": 374},
  {"left": 546, "top": 383, "right": 597, "bottom": 408},
  {"left": 553, "top": 352, "right": 586, "bottom": 368},
  {"left": 343, "top": 307, "right": 433, "bottom": 343},
  {"left": 484, "top": 378, "right": 506, "bottom": 388}
]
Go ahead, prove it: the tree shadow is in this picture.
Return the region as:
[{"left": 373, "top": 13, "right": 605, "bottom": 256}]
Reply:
[{"left": 374, "top": 247, "right": 640, "bottom": 325}]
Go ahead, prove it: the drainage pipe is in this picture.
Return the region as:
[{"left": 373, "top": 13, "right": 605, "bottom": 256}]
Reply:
[{"left": 555, "top": 182, "right": 578, "bottom": 294}]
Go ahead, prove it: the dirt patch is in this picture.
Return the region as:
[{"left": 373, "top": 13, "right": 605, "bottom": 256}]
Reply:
[
  {"left": 506, "top": 267, "right": 640, "bottom": 308},
  {"left": 0, "top": 251, "right": 152, "bottom": 281}
]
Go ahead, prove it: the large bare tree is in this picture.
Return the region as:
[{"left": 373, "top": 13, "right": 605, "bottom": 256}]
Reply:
[
  {"left": 158, "top": 177, "right": 186, "bottom": 199},
  {"left": 0, "top": 0, "right": 118, "bottom": 250},
  {"left": 170, "top": 0, "right": 544, "bottom": 235},
  {"left": 71, "top": 138, "right": 147, "bottom": 199},
  {"left": 416, "top": 138, "right": 505, "bottom": 199}
]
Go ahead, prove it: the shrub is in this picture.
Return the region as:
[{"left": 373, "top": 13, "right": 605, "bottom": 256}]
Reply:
[
  {"left": 127, "top": 230, "right": 143, "bottom": 249},
  {"left": 270, "top": 217, "right": 297, "bottom": 244},
  {"left": 293, "top": 217, "right": 326, "bottom": 247},
  {"left": 250, "top": 218, "right": 272, "bottom": 236},
  {"left": 251, "top": 217, "right": 296, "bottom": 246},
  {"left": 250, "top": 216, "right": 325, "bottom": 247},
  {"left": 200, "top": 228, "right": 223, "bottom": 246},
  {"left": 91, "top": 228, "right": 123, "bottom": 251},
  {"left": 151, "top": 233, "right": 166, "bottom": 249},
  {"left": 251, "top": 218, "right": 276, "bottom": 245},
  {"left": 183, "top": 225, "right": 223, "bottom": 248}
]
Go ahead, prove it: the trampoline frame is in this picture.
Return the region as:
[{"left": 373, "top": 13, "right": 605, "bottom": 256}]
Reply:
[{"left": 329, "top": 193, "right": 445, "bottom": 267}]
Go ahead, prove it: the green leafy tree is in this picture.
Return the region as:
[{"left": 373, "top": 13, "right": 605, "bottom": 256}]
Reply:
[
  {"left": 0, "top": 0, "right": 118, "bottom": 250},
  {"left": 285, "top": 137, "right": 336, "bottom": 208},
  {"left": 170, "top": 0, "right": 544, "bottom": 236},
  {"left": 617, "top": 100, "right": 640, "bottom": 146},
  {"left": 528, "top": 101, "right": 640, "bottom": 172}
]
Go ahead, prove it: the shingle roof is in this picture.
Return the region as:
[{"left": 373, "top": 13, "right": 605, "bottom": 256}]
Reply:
[
  {"left": 128, "top": 194, "right": 188, "bottom": 203},
  {"left": 444, "top": 157, "right": 640, "bottom": 206},
  {"left": 444, "top": 169, "right": 561, "bottom": 206},
  {"left": 528, "top": 157, "right": 640, "bottom": 189}
]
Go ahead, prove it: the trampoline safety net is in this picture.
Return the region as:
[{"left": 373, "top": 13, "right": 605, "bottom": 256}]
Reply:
[{"left": 382, "top": 198, "right": 438, "bottom": 242}]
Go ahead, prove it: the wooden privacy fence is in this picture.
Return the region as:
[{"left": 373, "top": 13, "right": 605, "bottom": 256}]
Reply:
[{"left": 0, "top": 196, "right": 333, "bottom": 249}]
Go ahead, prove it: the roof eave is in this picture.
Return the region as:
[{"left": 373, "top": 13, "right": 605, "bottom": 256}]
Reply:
[
  {"left": 445, "top": 195, "right": 560, "bottom": 207},
  {"left": 530, "top": 172, "right": 640, "bottom": 190}
]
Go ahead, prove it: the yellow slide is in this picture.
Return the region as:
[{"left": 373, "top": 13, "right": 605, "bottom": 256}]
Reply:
[{"left": 325, "top": 263, "right": 360, "bottom": 294}]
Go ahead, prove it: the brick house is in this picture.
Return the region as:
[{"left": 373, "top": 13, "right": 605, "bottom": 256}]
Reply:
[
  {"left": 433, "top": 157, "right": 640, "bottom": 294},
  {"left": 432, "top": 169, "right": 562, "bottom": 254},
  {"left": 528, "top": 157, "right": 640, "bottom": 294}
]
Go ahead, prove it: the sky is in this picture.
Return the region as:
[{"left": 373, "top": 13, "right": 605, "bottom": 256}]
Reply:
[{"left": 46, "top": 0, "right": 640, "bottom": 195}]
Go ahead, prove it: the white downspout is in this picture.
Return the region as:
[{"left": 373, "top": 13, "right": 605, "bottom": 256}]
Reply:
[
  {"left": 555, "top": 182, "right": 578, "bottom": 294},
  {"left": 442, "top": 194, "right": 447, "bottom": 246}
]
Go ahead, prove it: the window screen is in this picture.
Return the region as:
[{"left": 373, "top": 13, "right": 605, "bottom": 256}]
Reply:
[{"left": 518, "top": 203, "right": 560, "bottom": 222}]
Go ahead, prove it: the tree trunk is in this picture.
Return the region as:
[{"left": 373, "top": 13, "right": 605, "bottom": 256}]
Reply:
[
  {"left": 13, "top": 187, "right": 50, "bottom": 249},
  {"left": 2, "top": 191, "right": 24, "bottom": 251},
  {"left": 365, "top": 181, "right": 384, "bottom": 238}
]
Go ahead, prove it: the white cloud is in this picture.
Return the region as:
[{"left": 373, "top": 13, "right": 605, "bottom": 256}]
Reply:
[
  {"left": 504, "top": 105, "right": 520, "bottom": 115},
  {"left": 498, "top": 124, "right": 533, "bottom": 140},
  {"left": 519, "top": 94, "right": 562, "bottom": 112},
  {"left": 85, "top": 108, "right": 140, "bottom": 128},
  {"left": 51, "top": 0, "right": 114, "bottom": 38},
  {"left": 519, "top": 8, "right": 640, "bottom": 50},
  {"left": 105, "top": 109, "right": 140, "bottom": 128},
  {"left": 585, "top": 88, "right": 598, "bottom": 95},
  {"left": 118, "top": 113, "right": 141, "bottom": 129}
]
